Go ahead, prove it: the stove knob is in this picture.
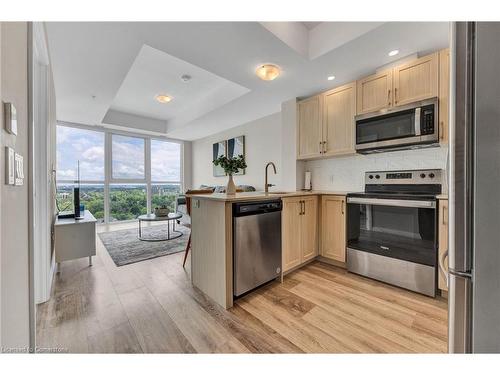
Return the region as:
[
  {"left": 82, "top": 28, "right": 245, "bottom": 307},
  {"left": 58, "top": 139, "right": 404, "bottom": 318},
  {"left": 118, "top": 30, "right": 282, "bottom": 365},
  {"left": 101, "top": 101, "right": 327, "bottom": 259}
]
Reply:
[
  {"left": 375, "top": 175, "right": 380, "bottom": 179},
  {"left": 429, "top": 173, "right": 435, "bottom": 178},
  {"left": 369, "top": 175, "right": 374, "bottom": 179},
  {"left": 420, "top": 173, "right": 426, "bottom": 178}
]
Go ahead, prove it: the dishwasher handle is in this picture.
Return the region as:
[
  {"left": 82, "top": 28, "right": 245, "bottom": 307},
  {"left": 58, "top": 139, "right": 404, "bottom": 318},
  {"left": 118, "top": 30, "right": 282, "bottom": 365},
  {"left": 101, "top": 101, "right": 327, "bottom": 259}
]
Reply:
[{"left": 233, "top": 200, "right": 283, "bottom": 217}]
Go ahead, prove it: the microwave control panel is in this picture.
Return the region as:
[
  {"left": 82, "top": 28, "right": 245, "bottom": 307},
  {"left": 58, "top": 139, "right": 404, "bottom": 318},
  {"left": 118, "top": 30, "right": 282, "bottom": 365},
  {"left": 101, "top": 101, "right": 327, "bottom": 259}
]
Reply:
[{"left": 421, "top": 104, "right": 435, "bottom": 135}]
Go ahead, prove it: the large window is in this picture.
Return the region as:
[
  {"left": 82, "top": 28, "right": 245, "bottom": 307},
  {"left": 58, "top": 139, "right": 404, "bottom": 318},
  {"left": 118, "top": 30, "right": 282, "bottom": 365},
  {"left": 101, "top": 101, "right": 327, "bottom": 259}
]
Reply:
[
  {"left": 57, "top": 126, "right": 105, "bottom": 181},
  {"left": 56, "top": 124, "right": 183, "bottom": 223},
  {"left": 112, "top": 135, "right": 145, "bottom": 180},
  {"left": 109, "top": 184, "right": 147, "bottom": 222},
  {"left": 56, "top": 126, "right": 105, "bottom": 222},
  {"left": 150, "top": 140, "right": 181, "bottom": 212}
]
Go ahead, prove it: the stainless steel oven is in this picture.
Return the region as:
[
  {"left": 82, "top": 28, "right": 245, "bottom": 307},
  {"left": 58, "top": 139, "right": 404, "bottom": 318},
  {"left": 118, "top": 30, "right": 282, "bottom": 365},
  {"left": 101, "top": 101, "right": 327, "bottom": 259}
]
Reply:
[
  {"left": 346, "top": 169, "right": 442, "bottom": 297},
  {"left": 355, "top": 97, "right": 439, "bottom": 153}
]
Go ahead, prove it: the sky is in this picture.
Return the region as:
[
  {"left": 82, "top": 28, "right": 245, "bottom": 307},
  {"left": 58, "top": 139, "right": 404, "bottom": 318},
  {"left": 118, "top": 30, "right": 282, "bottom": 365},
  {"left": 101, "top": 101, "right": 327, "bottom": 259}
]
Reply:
[{"left": 57, "top": 126, "right": 180, "bottom": 182}]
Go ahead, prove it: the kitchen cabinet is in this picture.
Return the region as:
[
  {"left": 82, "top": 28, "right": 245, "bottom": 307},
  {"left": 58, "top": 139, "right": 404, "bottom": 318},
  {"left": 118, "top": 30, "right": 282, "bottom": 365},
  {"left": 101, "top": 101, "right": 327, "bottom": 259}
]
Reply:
[
  {"left": 356, "top": 51, "right": 439, "bottom": 115},
  {"left": 282, "top": 196, "right": 318, "bottom": 272},
  {"left": 392, "top": 52, "right": 438, "bottom": 106},
  {"left": 439, "top": 48, "right": 450, "bottom": 144},
  {"left": 438, "top": 199, "right": 449, "bottom": 292},
  {"left": 320, "top": 195, "right": 346, "bottom": 263},
  {"left": 297, "top": 95, "right": 323, "bottom": 159},
  {"left": 323, "top": 82, "right": 356, "bottom": 156},
  {"left": 356, "top": 70, "right": 393, "bottom": 114}
]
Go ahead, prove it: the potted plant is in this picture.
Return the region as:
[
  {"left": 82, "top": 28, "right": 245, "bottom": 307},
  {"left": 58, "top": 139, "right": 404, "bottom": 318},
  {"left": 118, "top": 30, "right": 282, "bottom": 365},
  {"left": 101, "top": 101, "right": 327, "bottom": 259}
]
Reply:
[
  {"left": 213, "top": 154, "right": 247, "bottom": 195},
  {"left": 154, "top": 204, "right": 170, "bottom": 217}
]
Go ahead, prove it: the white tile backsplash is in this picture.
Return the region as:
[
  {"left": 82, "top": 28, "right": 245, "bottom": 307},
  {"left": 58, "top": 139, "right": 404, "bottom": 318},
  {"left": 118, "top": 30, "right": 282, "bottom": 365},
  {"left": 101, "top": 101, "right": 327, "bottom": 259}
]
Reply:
[{"left": 305, "top": 146, "right": 449, "bottom": 192}]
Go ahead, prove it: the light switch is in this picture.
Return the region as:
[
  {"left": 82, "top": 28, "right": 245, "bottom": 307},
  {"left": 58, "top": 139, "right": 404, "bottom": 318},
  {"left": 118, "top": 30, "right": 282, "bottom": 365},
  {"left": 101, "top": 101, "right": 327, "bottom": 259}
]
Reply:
[
  {"left": 5, "top": 147, "right": 15, "bottom": 185},
  {"left": 15, "top": 153, "right": 24, "bottom": 186}
]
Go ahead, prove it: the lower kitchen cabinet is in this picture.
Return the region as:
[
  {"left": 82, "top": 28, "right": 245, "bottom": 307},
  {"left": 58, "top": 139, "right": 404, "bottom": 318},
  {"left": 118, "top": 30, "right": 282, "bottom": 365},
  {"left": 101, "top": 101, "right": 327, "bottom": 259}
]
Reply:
[
  {"left": 438, "top": 199, "right": 449, "bottom": 292},
  {"left": 320, "top": 195, "right": 346, "bottom": 263},
  {"left": 282, "top": 196, "right": 318, "bottom": 272}
]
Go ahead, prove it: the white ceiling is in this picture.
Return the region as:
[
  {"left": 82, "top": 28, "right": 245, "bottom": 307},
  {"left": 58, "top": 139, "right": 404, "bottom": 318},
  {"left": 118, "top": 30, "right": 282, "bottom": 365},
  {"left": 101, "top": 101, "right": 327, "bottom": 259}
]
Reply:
[
  {"left": 302, "top": 22, "right": 322, "bottom": 30},
  {"left": 45, "top": 22, "right": 450, "bottom": 141},
  {"left": 109, "top": 44, "right": 249, "bottom": 125}
]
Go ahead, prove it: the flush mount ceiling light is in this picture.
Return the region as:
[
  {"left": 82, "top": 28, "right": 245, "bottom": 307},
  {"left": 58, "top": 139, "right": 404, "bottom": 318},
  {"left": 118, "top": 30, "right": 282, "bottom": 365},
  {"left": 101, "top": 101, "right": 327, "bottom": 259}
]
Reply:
[
  {"left": 255, "top": 64, "right": 281, "bottom": 81},
  {"left": 327, "top": 75, "right": 335, "bottom": 81},
  {"left": 155, "top": 94, "right": 172, "bottom": 104},
  {"left": 388, "top": 49, "right": 400, "bottom": 57}
]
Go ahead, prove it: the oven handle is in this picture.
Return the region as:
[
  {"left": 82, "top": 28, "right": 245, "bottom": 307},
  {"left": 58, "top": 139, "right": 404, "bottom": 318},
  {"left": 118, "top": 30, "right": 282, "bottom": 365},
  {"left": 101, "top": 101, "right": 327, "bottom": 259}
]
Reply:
[{"left": 347, "top": 197, "right": 436, "bottom": 208}]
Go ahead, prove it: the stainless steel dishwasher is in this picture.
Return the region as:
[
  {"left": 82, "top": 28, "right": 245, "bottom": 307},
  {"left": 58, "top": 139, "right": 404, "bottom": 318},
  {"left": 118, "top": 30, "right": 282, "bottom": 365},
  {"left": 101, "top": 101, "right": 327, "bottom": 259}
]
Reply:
[{"left": 233, "top": 200, "right": 282, "bottom": 297}]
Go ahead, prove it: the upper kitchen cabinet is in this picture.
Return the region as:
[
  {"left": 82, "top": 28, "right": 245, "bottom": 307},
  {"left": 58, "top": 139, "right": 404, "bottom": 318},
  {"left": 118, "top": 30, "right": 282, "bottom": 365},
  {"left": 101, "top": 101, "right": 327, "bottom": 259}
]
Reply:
[
  {"left": 392, "top": 52, "right": 439, "bottom": 106},
  {"left": 323, "top": 82, "right": 356, "bottom": 157},
  {"left": 439, "top": 48, "right": 450, "bottom": 144},
  {"left": 297, "top": 95, "right": 323, "bottom": 159},
  {"left": 356, "top": 70, "right": 393, "bottom": 115}
]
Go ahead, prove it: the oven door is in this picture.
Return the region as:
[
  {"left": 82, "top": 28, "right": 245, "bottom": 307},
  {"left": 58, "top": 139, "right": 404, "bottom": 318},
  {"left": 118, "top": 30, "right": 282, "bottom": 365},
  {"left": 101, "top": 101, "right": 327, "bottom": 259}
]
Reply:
[{"left": 347, "top": 197, "right": 437, "bottom": 266}]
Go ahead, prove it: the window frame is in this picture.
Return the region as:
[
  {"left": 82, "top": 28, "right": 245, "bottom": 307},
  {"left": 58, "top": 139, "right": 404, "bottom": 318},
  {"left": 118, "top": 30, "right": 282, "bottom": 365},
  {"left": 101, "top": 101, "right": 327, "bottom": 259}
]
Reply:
[{"left": 56, "top": 121, "right": 184, "bottom": 224}]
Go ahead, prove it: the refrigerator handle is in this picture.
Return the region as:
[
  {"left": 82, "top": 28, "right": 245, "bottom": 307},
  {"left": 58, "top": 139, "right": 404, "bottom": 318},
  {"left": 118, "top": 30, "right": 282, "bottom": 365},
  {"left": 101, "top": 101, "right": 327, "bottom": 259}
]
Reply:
[{"left": 439, "top": 249, "right": 449, "bottom": 287}]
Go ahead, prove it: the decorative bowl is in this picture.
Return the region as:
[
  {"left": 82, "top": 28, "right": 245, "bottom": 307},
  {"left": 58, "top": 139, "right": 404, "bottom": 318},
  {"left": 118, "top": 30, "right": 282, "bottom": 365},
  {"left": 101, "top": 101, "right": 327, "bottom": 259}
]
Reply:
[{"left": 154, "top": 207, "right": 170, "bottom": 217}]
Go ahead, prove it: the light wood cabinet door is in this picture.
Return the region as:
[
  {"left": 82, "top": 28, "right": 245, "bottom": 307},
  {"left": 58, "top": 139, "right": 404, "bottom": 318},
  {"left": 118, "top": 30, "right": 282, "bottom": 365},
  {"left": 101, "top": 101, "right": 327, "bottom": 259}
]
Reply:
[
  {"left": 323, "top": 82, "right": 356, "bottom": 156},
  {"left": 393, "top": 52, "right": 438, "bottom": 106},
  {"left": 438, "top": 199, "right": 449, "bottom": 292},
  {"left": 320, "top": 195, "right": 346, "bottom": 262},
  {"left": 282, "top": 198, "right": 303, "bottom": 272},
  {"left": 356, "top": 70, "right": 393, "bottom": 114},
  {"left": 301, "top": 196, "right": 318, "bottom": 262},
  {"left": 439, "top": 48, "right": 450, "bottom": 144},
  {"left": 297, "top": 95, "right": 323, "bottom": 159}
]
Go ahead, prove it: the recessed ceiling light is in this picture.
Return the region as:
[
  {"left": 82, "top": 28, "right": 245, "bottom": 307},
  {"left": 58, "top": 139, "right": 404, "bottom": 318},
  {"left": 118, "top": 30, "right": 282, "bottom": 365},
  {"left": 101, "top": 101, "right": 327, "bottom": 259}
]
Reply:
[
  {"left": 388, "top": 49, "right": 400, "bottom": 57},
  {"left": 327, "top": 75, "right": 335, "bottom": 81},
  {"left": 255, "top": 64, "right": 281, "bottom": 81},
  {"left": 155, "top": 94, "right": 172, "bottom": 104},
  {"left": 181, "top": 74, "right": 191, "bottom": 82}
]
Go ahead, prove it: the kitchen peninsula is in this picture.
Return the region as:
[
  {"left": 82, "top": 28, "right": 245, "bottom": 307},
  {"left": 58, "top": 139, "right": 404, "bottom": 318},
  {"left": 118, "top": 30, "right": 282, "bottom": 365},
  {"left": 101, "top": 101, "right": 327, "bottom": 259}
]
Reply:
[{"left": 188, "top": 190, "right": 348, "bottom": 308}]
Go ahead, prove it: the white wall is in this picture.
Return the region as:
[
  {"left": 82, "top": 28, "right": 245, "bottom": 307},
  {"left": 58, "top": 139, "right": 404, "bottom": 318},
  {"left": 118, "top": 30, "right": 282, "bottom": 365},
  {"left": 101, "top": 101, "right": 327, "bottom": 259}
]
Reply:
[
  {"left": 192, "top": 112, "right": 282, "bottom": 191},
  {"left": 280, "top": 98, "right": 305, "bottom": 191},
  {"left": 304, "top": 146, "right": 449, "bottom": 192},
  {"left": 0, "top": 22, "right": 31, "bottom": 348}
]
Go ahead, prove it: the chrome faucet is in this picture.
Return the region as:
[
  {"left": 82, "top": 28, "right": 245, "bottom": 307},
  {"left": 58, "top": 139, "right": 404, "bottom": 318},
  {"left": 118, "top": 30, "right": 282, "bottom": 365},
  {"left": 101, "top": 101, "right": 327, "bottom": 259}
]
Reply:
[{"left": 265, "top": 162, "right": 277, "bottom": 193}]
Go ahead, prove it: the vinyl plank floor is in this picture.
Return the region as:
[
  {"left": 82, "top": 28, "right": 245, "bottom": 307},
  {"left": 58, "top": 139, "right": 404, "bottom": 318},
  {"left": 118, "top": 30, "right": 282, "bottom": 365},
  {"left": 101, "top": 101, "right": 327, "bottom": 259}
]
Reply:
[{"left": 37, "top": 222, "right": 448, "bottom": 353}]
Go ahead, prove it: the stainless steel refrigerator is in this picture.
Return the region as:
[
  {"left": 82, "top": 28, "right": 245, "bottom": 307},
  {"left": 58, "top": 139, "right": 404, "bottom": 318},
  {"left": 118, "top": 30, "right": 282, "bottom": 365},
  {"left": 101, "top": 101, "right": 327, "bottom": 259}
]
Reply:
[{"left": 448, "top": 21, "right": 500, "bottom": 353}]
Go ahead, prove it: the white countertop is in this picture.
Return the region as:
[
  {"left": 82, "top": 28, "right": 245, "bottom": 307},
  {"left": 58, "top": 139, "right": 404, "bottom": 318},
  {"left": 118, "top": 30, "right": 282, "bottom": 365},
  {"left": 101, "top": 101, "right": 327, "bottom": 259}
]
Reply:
[
  {"left": 188, "top": 190, "right": 350, "bottom": 202},
  {"left": 55, "top": 210, "right": 97, "bottom": 226}
]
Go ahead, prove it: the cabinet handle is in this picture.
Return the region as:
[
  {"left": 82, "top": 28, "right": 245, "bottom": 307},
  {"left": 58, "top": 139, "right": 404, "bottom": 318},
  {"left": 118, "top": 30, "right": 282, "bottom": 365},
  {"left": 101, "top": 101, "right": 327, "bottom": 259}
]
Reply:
[
  {"left": 387, "top": 89, "right": 391, "bottom": 106},
  {"left": 319, "top": 142, "right": 323, "bottom": 154},
  {"left": 323, "top": 141, "right": 327, "bottom": 154},
  {"left": 439, "top": 121, "right": 444, "bottom": 140},
  {"left": 341, "top": 200, "right": 345, "bottom": 215},
  {"left": 302, "top": 200, "right": 305, "bottom": 215},
  {"left": 442, "top": 205, "right": 447, "bottom": 225},
  {"left": 394, "top": 87, "right": 398, "bottom": 104}
]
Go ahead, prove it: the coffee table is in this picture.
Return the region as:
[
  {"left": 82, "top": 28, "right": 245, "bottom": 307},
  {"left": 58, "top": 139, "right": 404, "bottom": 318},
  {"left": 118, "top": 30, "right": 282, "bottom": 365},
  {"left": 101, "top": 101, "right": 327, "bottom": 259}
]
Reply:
[{"left": 137, "top": 212, "right": 183, "bottom": 241}]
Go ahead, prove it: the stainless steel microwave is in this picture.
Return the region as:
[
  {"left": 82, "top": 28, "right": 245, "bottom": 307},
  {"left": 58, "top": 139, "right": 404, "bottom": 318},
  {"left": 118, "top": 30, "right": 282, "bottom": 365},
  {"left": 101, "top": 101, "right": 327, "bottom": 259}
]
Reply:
[{"left": 354, "top": 97, "right": 439, "bottom": 153}]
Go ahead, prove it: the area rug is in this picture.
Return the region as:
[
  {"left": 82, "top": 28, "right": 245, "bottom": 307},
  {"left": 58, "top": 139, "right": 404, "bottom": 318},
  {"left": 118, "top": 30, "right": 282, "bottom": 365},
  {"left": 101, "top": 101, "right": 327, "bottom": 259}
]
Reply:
[{"left": 98, "top": 224, "right": 190, "bottom": 266}]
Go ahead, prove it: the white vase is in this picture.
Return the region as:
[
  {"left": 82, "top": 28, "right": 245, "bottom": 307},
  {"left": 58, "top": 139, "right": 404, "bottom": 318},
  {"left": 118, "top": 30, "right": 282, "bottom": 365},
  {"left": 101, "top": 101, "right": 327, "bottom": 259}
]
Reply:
[{"left": 226, "top": 174, "right": 236, "bottom": 195}]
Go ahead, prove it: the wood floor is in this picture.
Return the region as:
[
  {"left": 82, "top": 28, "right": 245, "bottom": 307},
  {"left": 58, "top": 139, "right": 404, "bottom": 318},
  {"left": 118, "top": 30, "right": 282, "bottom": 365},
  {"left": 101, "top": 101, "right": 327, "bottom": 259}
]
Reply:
[{"left": 36, "top": 222, "right": 448, "bottom": 353}]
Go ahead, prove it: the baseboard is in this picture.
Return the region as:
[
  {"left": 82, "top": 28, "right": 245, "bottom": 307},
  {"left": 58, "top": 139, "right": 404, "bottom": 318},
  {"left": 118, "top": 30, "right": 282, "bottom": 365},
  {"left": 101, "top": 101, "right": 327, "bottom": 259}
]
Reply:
[{"left": 316, "top": 256, "right": 347, "bottom": 269}]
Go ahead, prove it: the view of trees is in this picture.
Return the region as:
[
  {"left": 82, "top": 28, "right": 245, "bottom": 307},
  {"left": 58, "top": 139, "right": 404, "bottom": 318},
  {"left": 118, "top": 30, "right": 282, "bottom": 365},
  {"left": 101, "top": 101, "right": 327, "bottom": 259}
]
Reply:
[{"left": 57, "top": 184, "right": 180, "bottom": 222}]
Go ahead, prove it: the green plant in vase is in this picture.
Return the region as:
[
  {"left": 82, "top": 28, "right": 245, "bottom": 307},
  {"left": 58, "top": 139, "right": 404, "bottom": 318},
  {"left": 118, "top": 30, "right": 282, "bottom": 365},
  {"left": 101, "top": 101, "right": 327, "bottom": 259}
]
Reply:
[{"left": 213, "top": 155, "right": 247, "bottom": 195}]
